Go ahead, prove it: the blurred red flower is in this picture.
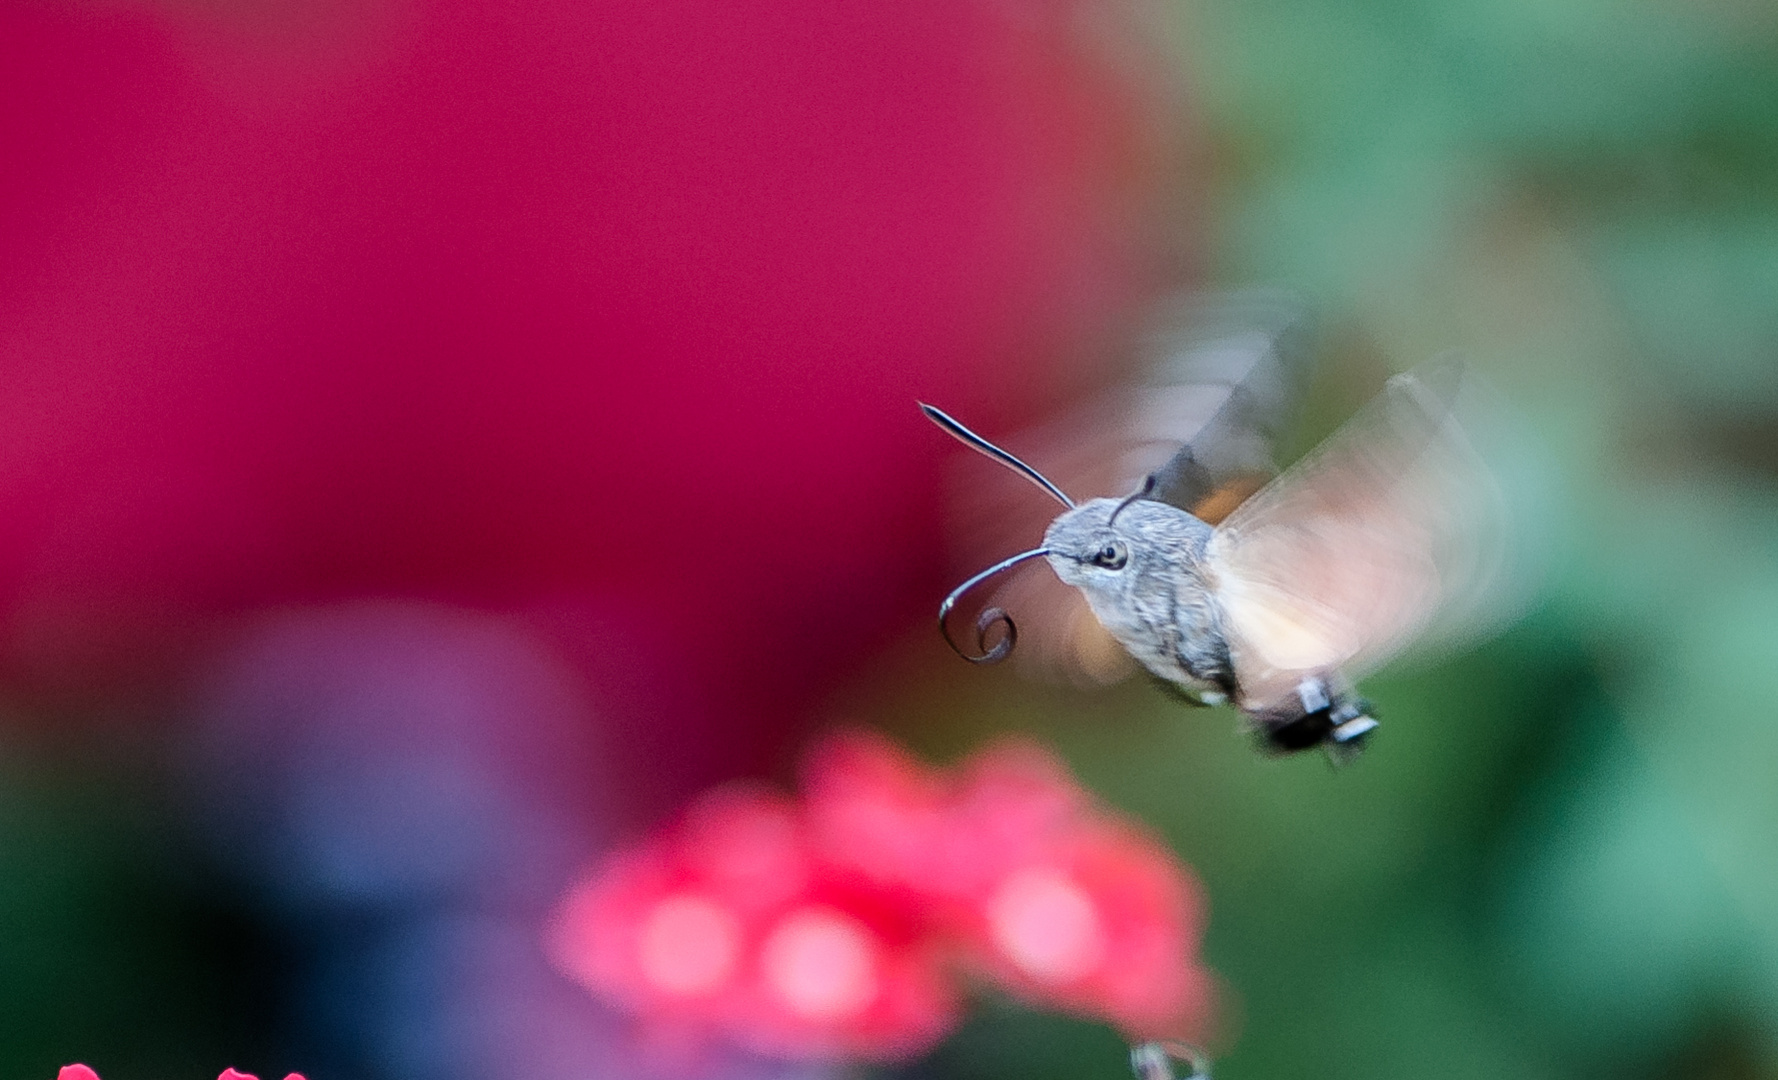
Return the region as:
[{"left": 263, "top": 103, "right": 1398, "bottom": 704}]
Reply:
[
  {"left": 960, "top": 815, "right": 1211, "bottom": 1040},
  {"left": 548, "top": 785, "right": 959, "bottom": 1061},
  {"left": 549, "top": 730, "right": 1211, "bottom": 1061},
  {"left": 803, "top": 731, "right": 1088, "bottom": 904},
  {"left": 57, "top": 1068, "right": 304, "bottom": 1080},
  {"left": 806, "top": 731, "right": 1210, "bottom": 1040}
]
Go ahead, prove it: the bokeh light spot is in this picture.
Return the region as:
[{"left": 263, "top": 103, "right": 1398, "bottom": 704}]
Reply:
[
  {"left": 988, "top": 867, "right": 1106, "bottom": 984},
  {"left": 760, "top": 907, "right": 881, "bottom": 1020},
  {"left": 638, "top": 894, "right": 742, "bottom": 996}
]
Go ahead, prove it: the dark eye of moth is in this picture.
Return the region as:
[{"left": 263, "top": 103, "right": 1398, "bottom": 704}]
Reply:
[{"left": 1094, "top": 542, "right": 1128, "bottom": 570}]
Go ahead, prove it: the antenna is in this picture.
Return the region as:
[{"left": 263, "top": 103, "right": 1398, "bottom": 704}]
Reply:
[
  {"left": 920, "top": 403, "right": 1075, "bottom": 510},
  {"left": 1107, "top": 473, "right": 1158, "bottom": 529}
]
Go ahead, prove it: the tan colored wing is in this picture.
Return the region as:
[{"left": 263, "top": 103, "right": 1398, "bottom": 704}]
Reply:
[{"left": 1205, "top": 361, "right": 1511, "bottom": 710}]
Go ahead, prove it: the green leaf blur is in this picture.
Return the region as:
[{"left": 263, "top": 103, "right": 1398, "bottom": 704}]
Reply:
[{"left": 877, "top": 0, "right": 1778, "bottom": 1076}]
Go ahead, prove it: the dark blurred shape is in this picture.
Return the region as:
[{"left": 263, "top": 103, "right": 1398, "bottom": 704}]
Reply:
[
  {"left": 193, "top": 604, "right": 598, "bottom": 913},
  {"left": 186, "top": 602, "right": 829, "bottom": 1080}
]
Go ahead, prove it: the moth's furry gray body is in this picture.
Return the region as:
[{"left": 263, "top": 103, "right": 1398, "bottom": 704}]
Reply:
[{"left": 1045, "top": 499, "right": 1232, "bottom": 699}]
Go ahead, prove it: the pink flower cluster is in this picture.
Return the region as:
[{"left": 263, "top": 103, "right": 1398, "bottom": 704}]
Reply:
[
  {"left": 59, "top": 1068, "right": 302, "bottom": 1080},
  {"left": 548, "top": 731, "right": 1212, "bottom": 1062}
]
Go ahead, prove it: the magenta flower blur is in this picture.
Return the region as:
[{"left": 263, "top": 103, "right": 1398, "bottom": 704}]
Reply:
[
  {"left": 547, "top": 731, "right": 1213, "bottom": 1061},
  {"left": 549, "top": 783, "right": 958, "bottom": 1060},
  {"left": 58, "top": 1068, "right": 304, "bottom": 1080}
]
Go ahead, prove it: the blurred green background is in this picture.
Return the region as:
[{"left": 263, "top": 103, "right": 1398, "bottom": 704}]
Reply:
[{"left": 872, "top": 0, "right": 1778, "bottom": 1077}]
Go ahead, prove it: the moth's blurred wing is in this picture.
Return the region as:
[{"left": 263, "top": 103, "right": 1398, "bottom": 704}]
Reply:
[
  {"left": 1126, "top": 292, "right": 1313, "bottom": 520},
  {"left": 1204, "top": 362, "right": 1511, "bottom": 710}
]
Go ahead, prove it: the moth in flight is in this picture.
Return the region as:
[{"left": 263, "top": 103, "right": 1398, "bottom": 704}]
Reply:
[{"left": 925, "top": 296, "right": 1514, "bottom": 757}]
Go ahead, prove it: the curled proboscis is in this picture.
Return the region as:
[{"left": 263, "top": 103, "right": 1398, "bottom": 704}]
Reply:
[
  {"left": 955, "top": 605, "right": 1016, "bottom": 664},
  {"left": 937, "top": 548, "right": 1049, "bottom": 664}
]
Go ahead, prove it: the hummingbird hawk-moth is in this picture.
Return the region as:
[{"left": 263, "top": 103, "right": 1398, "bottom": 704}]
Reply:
[{"left": 924, "top": 297, "right": 1512, "bottom": 758}]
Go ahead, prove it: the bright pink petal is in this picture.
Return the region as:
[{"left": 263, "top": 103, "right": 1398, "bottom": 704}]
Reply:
[
  {"left": 802, "top": 730, "right": 948, "bottom": 891},
  {"left": 961, "top": 817, "right": 1211, "bottom": 1041},
  {"left": 802, "top": 731, "right": 1091, "bottom": 903},
  {"left": 732, "top": 903, "right": 960, "bottom": 1061},
  {"left": 677, "top": 787, "right": 813, "bottom": 913},
  {"left": 57, "top": 1067, "right": 100, "bottom": 1080},
  {"left": 218, "top": 1070, "right": 259, "bottom": 1080},
  {"left": 547, "top": 844, "right": 750, "bottom": 1018}
]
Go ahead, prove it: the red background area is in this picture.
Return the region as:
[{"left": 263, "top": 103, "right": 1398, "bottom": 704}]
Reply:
[{"left": 0, "top": 0, "right": 1185, "bottom": 800}]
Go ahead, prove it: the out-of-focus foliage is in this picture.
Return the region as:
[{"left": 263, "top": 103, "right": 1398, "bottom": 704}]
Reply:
[
  {"left": 875, "top": 0, "right": 1778, "bottom": 1077},
  {"left": 0, "top": 729, "right": 280, "bottom": 1078}
]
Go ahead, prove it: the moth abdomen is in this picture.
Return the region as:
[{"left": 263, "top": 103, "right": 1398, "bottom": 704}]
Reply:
[{"left": 1252, "top": 677, "right": 1379, "bottom": 756}]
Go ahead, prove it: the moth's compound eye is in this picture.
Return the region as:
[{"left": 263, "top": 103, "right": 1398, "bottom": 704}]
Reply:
[{"left": 1092, "top": 540, "right": 1128, "bottom": 570}]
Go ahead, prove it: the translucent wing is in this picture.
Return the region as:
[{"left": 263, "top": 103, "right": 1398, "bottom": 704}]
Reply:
[
  {"left": 1205, "top": 361, "right": 1512, "bottom": 711},
  {"left": 1134, "top": 291, "right": 1312, "bottom": 517},
  {"left": 941, "top": 291, "right": 1312, "bottom": 686}
]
